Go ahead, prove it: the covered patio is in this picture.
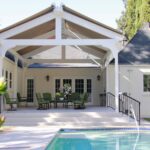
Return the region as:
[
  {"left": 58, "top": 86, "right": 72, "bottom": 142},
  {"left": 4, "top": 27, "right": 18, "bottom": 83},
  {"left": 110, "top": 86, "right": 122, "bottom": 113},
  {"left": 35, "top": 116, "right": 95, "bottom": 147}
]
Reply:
[{"left": 0, "top": 4, "right": 123, "bottom": 112}]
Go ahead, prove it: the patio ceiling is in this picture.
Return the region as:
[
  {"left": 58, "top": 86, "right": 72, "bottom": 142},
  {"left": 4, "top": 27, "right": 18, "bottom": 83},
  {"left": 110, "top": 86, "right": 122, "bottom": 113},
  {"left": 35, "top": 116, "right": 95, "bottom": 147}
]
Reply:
[
  {"left": 9, "top": 20, "right": 55, "bottom": 39},
  {"left": 11, "top": 18, "right": 108, "bottom": 64},
  {"left": 64, "top": 21, "right": 109, "bottom": 39}
]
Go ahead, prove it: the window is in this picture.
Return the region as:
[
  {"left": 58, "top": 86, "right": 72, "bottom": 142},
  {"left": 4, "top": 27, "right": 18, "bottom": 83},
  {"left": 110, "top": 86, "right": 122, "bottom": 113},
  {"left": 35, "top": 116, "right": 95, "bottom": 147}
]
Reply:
[
  {"left": 55, "top": 79, "right": 60, "bottom": 93},
  {"left": 87, "top": 79, "right": 92, "bottom": 102},
  {"left": 5, "top": 70, "right": 8, "bottom": 87},
  {"left": 27, "top": 79, "right": 34, "bottom": 102},
  {"left": 63, "top": 79, "right": 72, "bottom": 86},
  {"left": 87, "top": 79, "right": 92, "bottom": 93},
  {"left": 144, "top": 75, "right": 150, "bottom": 92},
  {"left": 75, "top": 79, "right": 84, "bottom": 93},
  {"left": 9, "top": 72, "right": 12, "bottom": 88}
]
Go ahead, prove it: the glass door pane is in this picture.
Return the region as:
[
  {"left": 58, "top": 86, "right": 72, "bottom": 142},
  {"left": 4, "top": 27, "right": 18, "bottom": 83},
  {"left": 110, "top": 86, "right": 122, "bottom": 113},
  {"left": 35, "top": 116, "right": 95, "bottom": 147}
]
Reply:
[{"left": 27, "top": 79, "right": 34, "bottom": 102}]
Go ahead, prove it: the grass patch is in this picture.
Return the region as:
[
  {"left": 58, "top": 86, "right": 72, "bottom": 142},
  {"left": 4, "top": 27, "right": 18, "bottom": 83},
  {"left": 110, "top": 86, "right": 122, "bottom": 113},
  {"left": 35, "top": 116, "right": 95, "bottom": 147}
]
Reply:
[{"left": 144, "top": 118, "right": 150, "bottom": 122}]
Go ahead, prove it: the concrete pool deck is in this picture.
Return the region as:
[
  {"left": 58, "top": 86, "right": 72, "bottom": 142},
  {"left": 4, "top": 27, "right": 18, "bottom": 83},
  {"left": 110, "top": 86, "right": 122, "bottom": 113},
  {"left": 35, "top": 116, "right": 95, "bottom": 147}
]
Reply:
[{"left": 0, "top": 107, "right": 150, "bottom": 150}]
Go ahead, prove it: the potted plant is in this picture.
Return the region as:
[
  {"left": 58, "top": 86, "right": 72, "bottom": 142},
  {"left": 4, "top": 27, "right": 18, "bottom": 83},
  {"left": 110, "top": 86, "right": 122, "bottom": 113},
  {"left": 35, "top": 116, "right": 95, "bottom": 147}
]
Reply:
[
  {"left": 0, "top": 77, "right": 7, "bottom": 95},
  {"left": 63, "top": 84, "right": 71, "bottom": 99}
]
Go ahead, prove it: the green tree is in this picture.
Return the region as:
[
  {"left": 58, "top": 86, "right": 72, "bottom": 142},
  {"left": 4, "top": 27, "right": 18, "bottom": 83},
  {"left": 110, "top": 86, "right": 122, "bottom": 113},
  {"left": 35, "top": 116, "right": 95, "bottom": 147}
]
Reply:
[
  {"left": 140, "top": 0, "right": 150, "bottom": 22},
  {"left": 125, "top": 0, "right": 136, "bottom": 39},
  {"left": 117, "top": 0, "right": 150, "bottom": 40}
]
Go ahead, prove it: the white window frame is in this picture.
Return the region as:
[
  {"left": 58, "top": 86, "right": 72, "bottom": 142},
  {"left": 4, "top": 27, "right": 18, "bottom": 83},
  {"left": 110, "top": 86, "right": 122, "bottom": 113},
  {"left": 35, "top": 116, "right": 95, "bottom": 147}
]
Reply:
[
  {"left": 26, "top": 77, "right": 35, "bottom": 103},
  {"left": 143, "top": 74, "right": 150, "bottom": 93},
  {"left": 54, "top": 77, "right": 93, "bottom": 104}
]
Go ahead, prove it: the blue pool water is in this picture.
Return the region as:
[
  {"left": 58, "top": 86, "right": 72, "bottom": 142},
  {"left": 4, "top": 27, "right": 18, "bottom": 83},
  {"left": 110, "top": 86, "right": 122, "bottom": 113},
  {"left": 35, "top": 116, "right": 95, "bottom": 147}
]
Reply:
[{"left": 46, "top": 128, "right": 150, "bottom": 150}]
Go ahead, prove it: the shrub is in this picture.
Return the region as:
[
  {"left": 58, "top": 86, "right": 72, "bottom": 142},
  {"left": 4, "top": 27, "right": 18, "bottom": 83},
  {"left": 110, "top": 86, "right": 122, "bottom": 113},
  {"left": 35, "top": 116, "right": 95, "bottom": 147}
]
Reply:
[
  {"left": 0, "top": 115, "right": 5, "bottom": 128},
  {"left": 0, "top": 77, "right": 7, "bottom": 95}
]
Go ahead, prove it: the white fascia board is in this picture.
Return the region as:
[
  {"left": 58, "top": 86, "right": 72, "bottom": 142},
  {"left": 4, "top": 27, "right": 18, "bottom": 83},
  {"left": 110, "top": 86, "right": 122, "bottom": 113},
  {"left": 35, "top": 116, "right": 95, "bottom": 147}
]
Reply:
[
  {"left": 63, "top": 12, "right": 123, "bottom": 41},
  {"left": 0, "top": 12, "right": 55, "bottom": 39}
]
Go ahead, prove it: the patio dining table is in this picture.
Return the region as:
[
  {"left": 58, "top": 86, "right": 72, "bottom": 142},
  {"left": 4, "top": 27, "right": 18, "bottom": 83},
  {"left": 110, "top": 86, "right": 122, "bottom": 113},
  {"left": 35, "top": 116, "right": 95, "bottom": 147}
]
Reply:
[{"left": 53, "top": 99, "right": 73, "bottom": 108}]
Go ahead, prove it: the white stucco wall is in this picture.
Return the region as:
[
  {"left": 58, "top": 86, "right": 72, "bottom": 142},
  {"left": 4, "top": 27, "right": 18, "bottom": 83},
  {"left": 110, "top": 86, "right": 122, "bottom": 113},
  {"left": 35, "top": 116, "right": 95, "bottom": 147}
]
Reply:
[
  {"left": 24, "top": 67, "right": 105, "bottom": 106},
  {"left": 107, "top": 65, "right": 150, "bottom": 117},
  {"left": 2, "top": 57, "right": 107, "bottom": 108},
  {"left": 3, "top": 58, "right": 23, "bottom": 97}
]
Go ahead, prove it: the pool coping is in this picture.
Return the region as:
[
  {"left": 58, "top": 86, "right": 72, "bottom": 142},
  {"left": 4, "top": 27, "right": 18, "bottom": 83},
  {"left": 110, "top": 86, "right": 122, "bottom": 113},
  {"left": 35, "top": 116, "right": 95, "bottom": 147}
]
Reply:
[
  {"left": 60, "top": 127, "right": 150, "bottom": 132},
  {"left": 45, "top": 127, "right": 150, "bottom": 149}
]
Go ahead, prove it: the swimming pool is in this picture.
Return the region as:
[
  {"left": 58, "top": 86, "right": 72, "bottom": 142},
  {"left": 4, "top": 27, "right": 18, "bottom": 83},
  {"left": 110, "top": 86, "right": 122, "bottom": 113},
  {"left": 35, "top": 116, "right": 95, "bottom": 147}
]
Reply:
[{"left": 45, "top": 128, "right": 150, "bottom": 150}]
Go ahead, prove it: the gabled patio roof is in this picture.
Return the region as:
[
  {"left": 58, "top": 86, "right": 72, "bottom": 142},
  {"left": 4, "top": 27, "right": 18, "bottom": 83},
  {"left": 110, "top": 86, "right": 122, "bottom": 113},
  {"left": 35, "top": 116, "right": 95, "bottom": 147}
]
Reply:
[
  {"left": 0, "top": 5, "right": 122, "bottom": 66},
  {"left": 0, "top": 4, "right": 123, "bottom": 112}
]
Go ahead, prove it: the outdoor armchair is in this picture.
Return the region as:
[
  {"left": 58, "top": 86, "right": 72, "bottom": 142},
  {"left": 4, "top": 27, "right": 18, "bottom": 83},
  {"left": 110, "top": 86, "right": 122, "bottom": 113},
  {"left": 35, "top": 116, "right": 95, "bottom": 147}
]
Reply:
[
  {"left": 4, "top": 93, "right": 18, "bottom": 111},
  {"left": 74, "top": 93, "right": 88, "bottom": 109},
  {"left": 43, "top": 93, "right": 54, "bottom": 108},
  {"left": 17, "top": 92, "right": 28, "bottom": 107},
  {"left": 66, "top": 93, "right": 80, "bottom": 107},
  {"left": 36, "top": 93, "right": 49, "bottom": 109}
]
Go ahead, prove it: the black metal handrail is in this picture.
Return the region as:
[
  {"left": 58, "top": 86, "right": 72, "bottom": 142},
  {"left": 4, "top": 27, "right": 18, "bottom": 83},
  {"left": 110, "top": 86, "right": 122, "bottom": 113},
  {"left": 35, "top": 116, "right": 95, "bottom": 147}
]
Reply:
[
  {"left": 119, "top": 93, "right": 141, "bottom": 125},
  {"left": 106, "top": 92, "right": 116, "bottom": 110}
]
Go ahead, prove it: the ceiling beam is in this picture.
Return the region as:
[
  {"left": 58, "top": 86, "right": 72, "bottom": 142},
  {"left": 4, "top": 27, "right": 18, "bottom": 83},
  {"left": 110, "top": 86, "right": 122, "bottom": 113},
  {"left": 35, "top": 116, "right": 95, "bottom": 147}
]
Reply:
[
  {"left": 2, "top": 39, "right": 118, "bottom": 51},
  {"left": 26, "top": 58, "right": 100, "bottom": 65}
]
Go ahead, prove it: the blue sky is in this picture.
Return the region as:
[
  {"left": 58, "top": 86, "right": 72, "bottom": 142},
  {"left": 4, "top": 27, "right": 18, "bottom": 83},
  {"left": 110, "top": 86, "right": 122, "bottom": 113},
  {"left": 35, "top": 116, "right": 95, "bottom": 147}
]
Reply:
[{"left": 0, "top": 0, "right": 124, "bottom": 29}]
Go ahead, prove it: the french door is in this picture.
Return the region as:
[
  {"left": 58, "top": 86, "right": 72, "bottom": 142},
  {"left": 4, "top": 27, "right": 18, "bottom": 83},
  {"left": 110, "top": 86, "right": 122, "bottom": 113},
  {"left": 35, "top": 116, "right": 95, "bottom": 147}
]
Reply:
[{"left": 27, "top": 79, "right": 34, "bottom": 102}]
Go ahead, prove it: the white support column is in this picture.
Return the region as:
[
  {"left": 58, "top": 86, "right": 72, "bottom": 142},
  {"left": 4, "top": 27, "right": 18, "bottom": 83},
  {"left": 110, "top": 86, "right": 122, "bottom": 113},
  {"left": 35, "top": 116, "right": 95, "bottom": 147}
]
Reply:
[
  {"left": 54, "top": 5, "right": 63, "bottom": 40},
  {"left": 55, "top": 17, "right": 62, "bottom": 40},
  {"left": 22, "top": 65, "right": 27, "bottom": 97},
  {"left": 13, "top": 57, "right": 18, "bottom": 98},
  {"left": 0, "top": 46, "right": 7, "bottom": 76},
  {"left": 0, "top": 46, "right": 7, "bottom": 113},
  {"left": 0, "top": 55, "right": 3, "bottom": 77},
  {"left": 62, "top": 46, "right": 66, "bottom": 60},
  {"left": 113, "top": 51, "right": 119, "bottom": 112}
]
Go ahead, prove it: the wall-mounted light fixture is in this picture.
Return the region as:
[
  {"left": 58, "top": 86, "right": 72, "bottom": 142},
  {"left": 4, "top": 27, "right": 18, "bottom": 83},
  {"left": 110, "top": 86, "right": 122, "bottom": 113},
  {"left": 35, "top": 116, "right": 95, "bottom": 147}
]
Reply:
[
  {"left": 97, "top": 75, "right": 101, "bottom": 81},
  {"left": 45, "top": 75, "right": 50, "bottom": 81}
]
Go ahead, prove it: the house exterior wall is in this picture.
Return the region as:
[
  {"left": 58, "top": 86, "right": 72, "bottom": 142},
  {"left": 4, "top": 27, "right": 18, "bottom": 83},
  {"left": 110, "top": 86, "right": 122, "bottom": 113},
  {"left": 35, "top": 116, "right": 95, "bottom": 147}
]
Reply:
[
  {"left": 3, "top": 58, "right": 23, "bottom": 97},
  {"left": 107, "top": 65, "right": 150, "bottom": 117},
  {"left": 2, "top": 58, "right": 23, "bottom": 110},
  {"left": 24, "top": 67, "right": 106, "bottom": 106}
]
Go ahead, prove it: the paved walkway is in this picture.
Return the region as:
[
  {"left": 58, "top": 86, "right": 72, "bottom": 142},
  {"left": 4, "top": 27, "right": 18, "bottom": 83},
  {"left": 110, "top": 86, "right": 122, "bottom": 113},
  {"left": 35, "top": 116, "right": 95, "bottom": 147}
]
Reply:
[{"left": 0, "top": 107, "right": 149, "bottom": 150}]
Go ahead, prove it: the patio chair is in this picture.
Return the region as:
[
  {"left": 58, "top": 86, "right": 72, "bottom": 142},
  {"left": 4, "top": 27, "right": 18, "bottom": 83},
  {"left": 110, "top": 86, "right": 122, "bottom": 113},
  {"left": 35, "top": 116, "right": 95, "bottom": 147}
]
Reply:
[
  {"left": 43, "top": 93, "right": 54, "bottom": 108},
  {"left": 67, "top": 93, "right": 80, "bottom": 107},
  {"left": 36, "top": 93, "right": 49, "bottom": 109},
  {"left": 74, "top": 93, "right": 88, "bottom": 109},
  {"left": 17, "top": 92, "right": 28, "bottom": 107},
  {"left": 4, "top": 93, "right": 18, "bottom": 111}
]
